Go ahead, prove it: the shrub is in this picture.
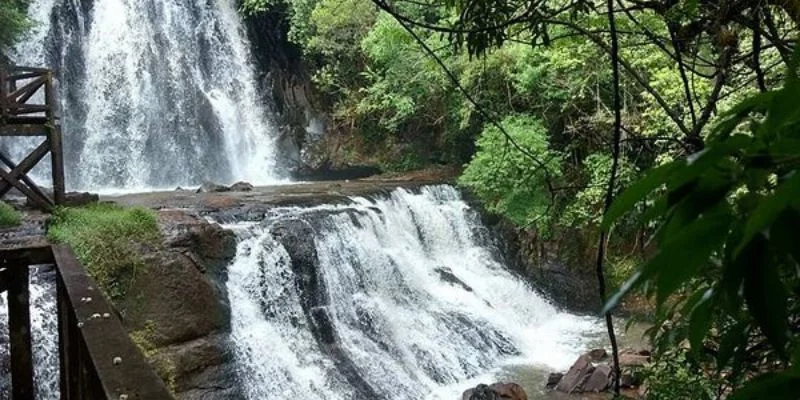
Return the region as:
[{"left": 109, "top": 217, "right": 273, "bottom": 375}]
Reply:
[{"left": 0, "top": 201, "right": 22, "bottom": 227}]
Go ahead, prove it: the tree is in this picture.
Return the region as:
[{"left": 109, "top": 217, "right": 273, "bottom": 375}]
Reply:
[{"left": 0, "top": 0, "right": 29, "bottom": 59}]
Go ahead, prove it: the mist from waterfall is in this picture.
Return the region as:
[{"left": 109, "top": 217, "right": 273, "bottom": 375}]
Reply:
[
  {"left": 6, "top": 0, "right": 283, "bottom": 190},
  {"left": 225, "top": 185, "right": 602, "bottom": 399}
]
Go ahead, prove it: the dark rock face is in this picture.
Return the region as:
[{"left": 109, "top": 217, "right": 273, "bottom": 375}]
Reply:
[
  {"left": 290, "top": 163, "right": 382, "bottom": 181},
  {"left": 117, "top": 210, "right": 239, "bottom": 399},
  {"left": 462, "top": 382, "right": 528, "bottom": 400}
]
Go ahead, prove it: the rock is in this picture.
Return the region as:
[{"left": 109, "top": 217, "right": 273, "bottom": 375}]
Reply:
[
  {"left": 63, "top": 192, "right": 99, "bottom": 206},
  {"left": 546, "top": 372, "right": 563, "bottom": 389},
  {"left": 434, "top": 266, "right": 473, "bottom": 292},
  {"left": 229, "top": 181, "right": 254, "bottom": 192},
  {"left": 196, "top": 181, "right": 230, "bottom": 193},
  {"left": 588, "top": 348, "right": 607, "bottom": 360},
  {"left": 114, "top": 210, "right": 239, "bottom": 398},
  {"left": 583, "top": 364, "right": 612, "bottom": 392},
  {"left": 619, "top": 351, "right": 650, "bottom": 368},
  {"left": 489, "top": 382, "right": 528, "bottom": 400},
  {"left": 620, "top": 372, "right": 641, "bottom": 388},
  {"left": 462, "top": 382, "right": 527, "bottom": 400},
  {"left": 555, "top": 354, "right": 593, "bottom": 393}
]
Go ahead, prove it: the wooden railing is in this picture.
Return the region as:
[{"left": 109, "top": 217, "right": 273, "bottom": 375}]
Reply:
[
  {"left": 1, "top": 245, "right": 173, "bottom": 399},
  {"left": 0, "top": 65, "right": 65, "bottom": 209}
]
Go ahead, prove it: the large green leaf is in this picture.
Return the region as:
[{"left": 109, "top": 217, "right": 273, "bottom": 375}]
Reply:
[
  {"left": 741, "top": 235, "right": 789, "bottom": 358},
  {"left": 737, "top": 172, "right": 800, "bottom": 255},
  {"left": 601, "top": 162, "right": 676, "bottom": 230},
  {"left": 687, "top": 288, "right": 714, "bottom": 352},
  {"left": 729, "top": 371, "right": 800, "bottom": 400},
  {"left": 655, "top": 211, "right": 732, "bottom": 304}
]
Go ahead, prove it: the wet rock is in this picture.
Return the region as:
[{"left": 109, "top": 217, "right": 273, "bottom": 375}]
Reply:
[
  {"left": 546, "top": 373, "right": 563, "bottom": 388},
  {"left": 462, "top": 382, "right": 528, "bottom": 400},
  {"left": 620, "top": 372, "right": 641, "bottom": 388},
  {"left": 229, "top": 181, "right": 254, "bottom": 192},
  {"left": 434, "top": 266, "right": 473, "bottom": 292},
  {"left": 196, "top": 181, "right": 230, "bottom": 193},
  {"left": 490, "top": 382, "right": 528, "bottom": 400},
  {"left": 63, "top": 191, "right": 99, "bottom": 206},
  {"left": 583, "top": 364, "right": 612, "bottom": 392},
  {"left": 555, "top": 354, "right": 593, "bottom": 393},
  {"left": 619, "top": 351, "right": 650, "bottom": 368},
  {"left": 588, "top": 348, "right": 607, "bottom": 361}
]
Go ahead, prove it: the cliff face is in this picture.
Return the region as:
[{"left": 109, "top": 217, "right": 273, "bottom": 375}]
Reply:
[{"left": 118, "top": 210, "right": 239, "bottom": 399}]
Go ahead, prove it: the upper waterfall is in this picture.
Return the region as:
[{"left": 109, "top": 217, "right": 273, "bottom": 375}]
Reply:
[{"left": 6, "top": 0, "right": 284, "bottom": 190}]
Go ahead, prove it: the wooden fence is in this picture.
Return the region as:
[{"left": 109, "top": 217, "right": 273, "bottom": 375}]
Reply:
[{"left": 1, "top": 245, "right": 173, "bottom": 399}]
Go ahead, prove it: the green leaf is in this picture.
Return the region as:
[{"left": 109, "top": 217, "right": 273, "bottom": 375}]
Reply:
[
  {"left": 602, "top": 211, "right": 730, "bottom": 313},
  {"left": 729, "top": 371, "right": 800, "bottom": 400},
  {"left": 737, "top": 172, "right": 800, "bottom": 255},
  {"left": 741, "top": 235, "right": 789, "bottom": 358},
  {"left": 655, "top": 211, "right": 732, "bottom": 304},
  {"left": 602, "top": 162, "right": 676, "bottom": 229},
  {"left": 687, "top": 288, "right": 714, "bottom": 352}
]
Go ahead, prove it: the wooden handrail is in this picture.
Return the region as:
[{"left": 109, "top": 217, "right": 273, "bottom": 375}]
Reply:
[{"left": 1, "top": 245, "right": 174, "bottom": 400}]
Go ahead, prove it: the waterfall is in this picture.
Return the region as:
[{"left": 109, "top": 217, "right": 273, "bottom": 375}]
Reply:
[
  {"left": 225, "top": 185, "right": 602, "bottom": 399},
  {"left": 6, "top": 0, "right": 283, "bottom": 190},
  {"left": 0, "top": 266, "right": 60, "bottom": 399}
]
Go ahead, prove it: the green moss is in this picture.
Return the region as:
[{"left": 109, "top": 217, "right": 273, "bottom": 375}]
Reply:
[
  {"left": 0, "top": 201, "right": 22, "bottom": 227},
  {"left": 130, "top": 321, "right": 177, "bottom": 393},
  {"left": 47, "top": 203, "right": 162, "bottom": 301}
]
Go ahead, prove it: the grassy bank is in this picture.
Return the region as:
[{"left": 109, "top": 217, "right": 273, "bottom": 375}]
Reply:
[
  {"left": 47, "top": 203, "right": 161, "bottom": 301},
  {"left": 0, "top": 201, "right": 22, "bottom": 228}
]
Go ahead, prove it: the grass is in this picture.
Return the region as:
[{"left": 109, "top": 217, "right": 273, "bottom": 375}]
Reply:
[
  {"left": 0, "top": 201, "right": 22, "bottom": 227},
  {"left": 47, "top": 203, "right": 162, "bottom": 301}
]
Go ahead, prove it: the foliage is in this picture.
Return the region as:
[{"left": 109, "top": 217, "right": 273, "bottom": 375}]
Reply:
[
  {"left": 459, "top": 115, "right": 561, "bottom": 230},
  {"left": 603, "top": 53, "right": 800, "bottom": 397},
  {"left": 0, "top": 0, "right": 29, "bottom": 53},
  {"left": 47, "top": 204, "right": 162, "bottom": 301},
  {"left": 0, "top": 201, "right": 22, "bottom": 227},
  {"left": 641, "top": 348, "right": 721, "bottom": 400}
]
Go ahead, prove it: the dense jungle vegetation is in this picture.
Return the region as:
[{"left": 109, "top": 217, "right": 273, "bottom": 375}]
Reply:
[{"left": 243, "top": 0, "right": 799, "bottom": 398}]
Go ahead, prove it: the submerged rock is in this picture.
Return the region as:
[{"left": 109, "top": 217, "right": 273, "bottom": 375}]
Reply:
[
  {"left": 229, "top": 181, "right": 254, "bottom": 192},
  {"left": 196, "top": 181, "right": 230, "bottom": 193},
  {"left": 462, "top": 382, "right": 528, "bottom": 400}
]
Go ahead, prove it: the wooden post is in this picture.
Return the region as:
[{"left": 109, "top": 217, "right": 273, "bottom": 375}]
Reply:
[
  {"left": 8, "top": 265, "right": 34, "bottom": 399},
  {"left": 45, "top": 71, "right": 65, "bottom": 205}
]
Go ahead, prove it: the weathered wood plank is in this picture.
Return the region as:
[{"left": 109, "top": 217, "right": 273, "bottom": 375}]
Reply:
[
  {"left": 52, "top": 245, "right": 175, "bottom": 400},
  {"left": 8, "top": 265, "right": 35, "bottom": 399},
  {"left": 0, "top": 124, "right": 50, "bottom": 136},
  {"left": 6, "top": 104, "right": 50, "bottom": 114},
  {"left": 7, "top": 75, "right": 46, "bottom": 104}
]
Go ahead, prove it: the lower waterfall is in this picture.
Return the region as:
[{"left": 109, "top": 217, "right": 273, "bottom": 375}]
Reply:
[{"left": 225, "top": 185, "right": 601, "bottom": 399}]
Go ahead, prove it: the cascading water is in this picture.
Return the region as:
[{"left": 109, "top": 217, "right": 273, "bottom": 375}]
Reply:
[
  {"left": 0, "top": 266, "right": 60, "bottom": 399},
  {"left": 225, "top": 185, "right": 602, "bottom": 399},
  {"left": 5, "top": 0, "right": 283, "bottom": 190}
]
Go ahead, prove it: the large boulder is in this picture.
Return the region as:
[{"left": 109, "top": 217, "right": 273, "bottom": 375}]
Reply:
[
  {"left": 229, "top": 181, "right": 254, "bottom": 192},
  {"left": 462, "top": 382, "right": 528, "bottom": 400},
  {"left": 116, "top": 210, "right": 239, "bottom": 399}
]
